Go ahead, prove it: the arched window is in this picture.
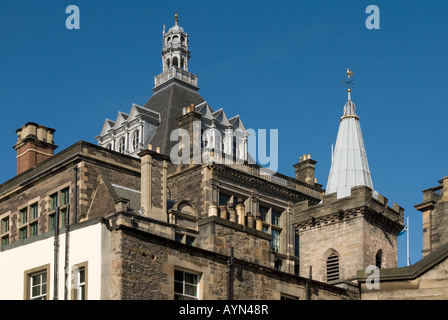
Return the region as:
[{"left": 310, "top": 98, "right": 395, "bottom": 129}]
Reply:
[
  {"left": 172, "top": 35, "right": 179, "bottom": 43},
  {"left": 118, "top": 137, "right": 125, "bottom": 154},
  {"left": 376, "top": 250, "right": 383, "bottom": 269},
  {"left": 172, "top": 57, "right": 179, "bottom": 68},
  {"left": 326, "top": 252, "right": 340, "bottom": 282},
  {"left": 166, "top": 58, "right": 171, "bottom": 69},
  {"left": 106, "top": 143, "right": 112, "bottom": 150},
  {"left": 132, "top": 130, "right": 140, "bottom": 151}
]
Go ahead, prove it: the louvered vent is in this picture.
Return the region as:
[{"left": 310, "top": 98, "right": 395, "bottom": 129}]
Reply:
[{"left": 326, "top": 253, "right": 340, "bottom": 282}]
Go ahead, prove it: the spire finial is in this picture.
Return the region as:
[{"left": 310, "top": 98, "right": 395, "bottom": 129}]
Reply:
[
  {"left": 175, "top": 10, "right": 178, "bottom": 26},
  {"left": 343, "top": 68, "right": 355, "bottom": 100}
]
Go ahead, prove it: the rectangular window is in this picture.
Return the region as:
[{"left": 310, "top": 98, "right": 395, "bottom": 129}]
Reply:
[
  {"left": 30, "top": 222, "right": 38, "bottom": 237},
  {"left": 218, "top": 193, "right": 232, "bottom": 207},
  {"left": 61, "top": 188, "right": 69, "bottom": 206},
  {"left": 49, "top": 214, "right": 55, "bottom": 231},
  {"left": 271, "top": 210, "right": 281, "bottom": 227},
  {"left": 20, "top": 208, "right": 28, "bottom": 225},
  {"left": 30, "top": 203, "right": 39, "bottom": 220},
  {"left": 294, "top": 234, "right": 300, "bottom": 257},
  {"left": 174, "top": 270, "right": 199, "bottom": 300},
  {"left": 76, "top": 267, "right": 86, "bottom": 300},
  {"left": 281, "top": 294, "right": 299, "bottom": 300},
  {"left": 271, "top": 229, "right": 280, "bottom": 252},
  {"left": 50, "top": 193, "right": 58, "bottom": 211},
  {"left": 259, "top": 205, "right": 269, "bottom": 223},
  {"left": 30, "top": 271, "right": 47, "bottom": 300},
  {"left": 262, "top": 225, "right": 270, "bottom": 233},
  {"left": 60, "top": 208, "right": 67, "bottom": 228},
  {"left": 20, "top": 227, "right": 28, "bottom": 240},
  {"left": 1, "top": 217, "right": 9, "bottom": 234},
  {"left": 2, "top": 235, "right": 9, "bottom": 245}
]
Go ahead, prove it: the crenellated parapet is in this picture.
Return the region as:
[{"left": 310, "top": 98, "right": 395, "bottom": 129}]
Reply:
[{"left": 293, "top": 186, "right": 404, "bottom": 234}]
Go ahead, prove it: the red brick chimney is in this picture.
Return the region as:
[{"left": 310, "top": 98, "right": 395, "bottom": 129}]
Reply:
[{"left": 13, "top": 122, "right": 57, "bottom": 175}]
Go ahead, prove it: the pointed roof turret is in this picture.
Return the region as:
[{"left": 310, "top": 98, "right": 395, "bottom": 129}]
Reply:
[{"left": 326, "top": 69, "right": 373, "bottom": 199}]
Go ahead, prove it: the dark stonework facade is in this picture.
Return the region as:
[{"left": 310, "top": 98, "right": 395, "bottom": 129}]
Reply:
[{"left": 107, "top": 213, "right": 352, "bottom": 300}]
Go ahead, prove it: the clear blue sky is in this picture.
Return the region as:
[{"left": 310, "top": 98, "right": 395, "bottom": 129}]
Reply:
[{"left": 1, "top": 0, "right": 447, "bottom": 268}]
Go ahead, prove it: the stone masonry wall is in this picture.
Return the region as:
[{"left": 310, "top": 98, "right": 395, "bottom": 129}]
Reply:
[
  {"left": 110, "top": 226, "right": 353, "bottom": 300},
  {"left": 0, "top": 163, "right": 76, "bottom": 243},
  {"left": 363, "top": 214, "right": 398, "bottom": 269},
  {"left": 298, "top": 216, "right": 365, "bottom": 283},
  {"left": 167, "top": 166, "right": 207, "bottom": 217},
  {"left": 430, "top": 201, "right": 448, "bottom": 254}
]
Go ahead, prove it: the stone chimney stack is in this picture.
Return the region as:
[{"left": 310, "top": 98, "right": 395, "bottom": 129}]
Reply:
[
  {"left": 13, "top": 122, "right": 57, "bottom": 175},
  {"left": 293, "top": 154, "right": 317, "bottom": 185},
  {"left": 175, "top": 104, "right": 202, "bottom": 166},
  {"left": 138, "top": 146, "right": 169, "bottom": 222}
]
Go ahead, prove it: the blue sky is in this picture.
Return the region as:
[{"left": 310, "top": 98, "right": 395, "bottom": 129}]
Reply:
[{"left": 1, "top": 0, "right": 447, "bottom": 268}]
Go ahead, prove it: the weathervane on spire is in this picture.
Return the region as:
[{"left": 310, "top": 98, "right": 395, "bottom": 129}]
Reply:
[{"left": 343, "top": 68, "right": 355, "bottom": 99}]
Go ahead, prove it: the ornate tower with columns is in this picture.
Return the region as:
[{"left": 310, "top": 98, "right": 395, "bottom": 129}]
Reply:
[{"left": 155, "top": 13, "right": 198, "bottom": 90}]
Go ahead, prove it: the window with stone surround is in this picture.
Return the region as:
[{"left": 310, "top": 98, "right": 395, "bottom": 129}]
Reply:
[
  {"left": 50, "top": 193, "right": 58, "bottom": 212},
  {"left": 18, "top": 202, "right": 39, "bottom": 240},
  {"left": 48, "top": 188, "right": 70, "bottom": 231},
  {"left": 174, "top": 269, "right": 199, "bottom": 300},
  {"left": 294, "top": 234, "right": 299, "bottom": 257},
  {"left": 71, "top": 262, "right": 88, "bottom": 300},
  {"left": 281, "top": 294, "right": 299, "bottom": 300},
  {"left": 271, "top": 229, "right": 281, "bottom": 252},
  {"left": 1, "top": 214, "right": 10, "bottom": 246},
  {"left": 218, "top": 192, "right": 232, "bottom": 207},
  {"left": 24, "top": 264, "right": 50, "bottom": 300},
  {"left": 258, "top": 203, "right": 284, "bottom": 253}
]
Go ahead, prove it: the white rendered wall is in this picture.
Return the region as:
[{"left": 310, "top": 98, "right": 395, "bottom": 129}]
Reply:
[{"left": 0, "top": 222, "right": 110, "bottom": 300}]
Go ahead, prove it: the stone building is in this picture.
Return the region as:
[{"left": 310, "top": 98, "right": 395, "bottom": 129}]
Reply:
[
  {"left": 357, "top": 176, "right": 448, "bottom": 299},
  {"left": 0, "top": 15, "right": 405, "bottom": 300}
]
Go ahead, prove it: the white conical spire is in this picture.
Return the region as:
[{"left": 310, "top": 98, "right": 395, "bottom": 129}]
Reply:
[{"left": 326, "top": 71, "right": 373, "bottom": 199}]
